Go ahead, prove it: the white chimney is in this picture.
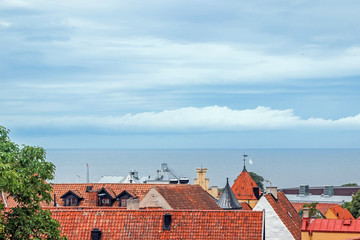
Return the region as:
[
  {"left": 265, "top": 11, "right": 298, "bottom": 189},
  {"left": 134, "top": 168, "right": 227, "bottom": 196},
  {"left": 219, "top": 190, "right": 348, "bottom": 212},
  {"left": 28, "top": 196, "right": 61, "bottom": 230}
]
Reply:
[{"left": 266, "top": 186, "right": 278, "bottom": 199}]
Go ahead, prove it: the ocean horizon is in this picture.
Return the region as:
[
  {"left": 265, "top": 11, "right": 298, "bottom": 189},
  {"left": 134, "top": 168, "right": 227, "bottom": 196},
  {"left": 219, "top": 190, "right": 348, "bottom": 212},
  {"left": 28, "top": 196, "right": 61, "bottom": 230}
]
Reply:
[{"left": 47, "top": 148, "right": 360, "bottom": 189}]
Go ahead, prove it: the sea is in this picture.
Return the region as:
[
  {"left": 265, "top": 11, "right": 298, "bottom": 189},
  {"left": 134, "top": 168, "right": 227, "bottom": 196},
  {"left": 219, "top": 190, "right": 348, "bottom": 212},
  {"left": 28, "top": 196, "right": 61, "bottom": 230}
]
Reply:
[{"left": 46, "top": 148, "right": 360, "bottom": 189}]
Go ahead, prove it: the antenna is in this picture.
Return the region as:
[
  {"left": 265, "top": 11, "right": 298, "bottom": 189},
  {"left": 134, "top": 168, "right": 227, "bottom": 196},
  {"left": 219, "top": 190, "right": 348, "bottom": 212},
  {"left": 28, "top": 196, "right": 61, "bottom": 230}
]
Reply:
[{"left": 86, "top": 163, "right": 89, "bottom": 183}]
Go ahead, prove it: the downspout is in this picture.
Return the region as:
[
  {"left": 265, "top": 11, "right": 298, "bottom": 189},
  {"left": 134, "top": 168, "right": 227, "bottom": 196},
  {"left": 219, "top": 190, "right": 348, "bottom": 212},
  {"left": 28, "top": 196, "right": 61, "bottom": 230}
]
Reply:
[
  {"left": 262, "top": 209, "right": 265, "bottom": 240},
  {"left": 1, "top": 191, "right": 8, "bottom": 207}
]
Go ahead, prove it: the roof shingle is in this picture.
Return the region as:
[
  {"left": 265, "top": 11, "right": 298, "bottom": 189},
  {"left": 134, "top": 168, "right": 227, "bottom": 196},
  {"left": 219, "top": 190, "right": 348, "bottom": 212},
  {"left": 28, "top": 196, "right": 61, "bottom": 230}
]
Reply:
[{"left": 51, "top": 209, "right": 264, "bottom": 240}]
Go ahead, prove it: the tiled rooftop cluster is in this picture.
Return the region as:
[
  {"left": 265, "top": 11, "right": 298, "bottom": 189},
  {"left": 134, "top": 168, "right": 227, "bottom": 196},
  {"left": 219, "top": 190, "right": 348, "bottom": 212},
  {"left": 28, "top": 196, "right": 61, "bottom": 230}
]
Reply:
[{"left": 51, "top": 209, "right": 264, "bottom": 240}]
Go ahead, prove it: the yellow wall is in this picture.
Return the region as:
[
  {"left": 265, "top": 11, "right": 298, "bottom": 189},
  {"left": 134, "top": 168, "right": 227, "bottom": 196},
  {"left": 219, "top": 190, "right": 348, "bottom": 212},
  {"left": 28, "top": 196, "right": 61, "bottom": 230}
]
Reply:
[
  {"left": 302, "top": 231, "right": 360, "bottom": 240},
  {"left": 325, "top": 209, "right": 338, "bottom": 219},
  {"left": 238, "top": 199, "right": 258, "bottom": 208}
]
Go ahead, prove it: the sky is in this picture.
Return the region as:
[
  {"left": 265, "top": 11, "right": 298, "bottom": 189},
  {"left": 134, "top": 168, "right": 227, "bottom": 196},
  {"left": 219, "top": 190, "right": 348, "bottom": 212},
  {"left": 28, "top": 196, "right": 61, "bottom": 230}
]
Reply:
[{"left": 1, "top": 0, "right": 360, "bottom": 149}]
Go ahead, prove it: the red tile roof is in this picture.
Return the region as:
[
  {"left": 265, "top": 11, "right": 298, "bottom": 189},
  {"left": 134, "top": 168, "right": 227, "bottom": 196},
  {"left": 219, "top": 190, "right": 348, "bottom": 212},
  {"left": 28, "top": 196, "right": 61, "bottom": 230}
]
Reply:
[
  {"left": 302, "top": 219, "right": 360, "bottom": 233},
  {"left": 328, "top": 205, "right": 355, "bottom": 220},
  {"left": 51, "top": 209, "right": 264, "bottom": 240},
  {"left": 291, "top": 202, "right": 339, "bottom": 216},
  {"left": 240, "top": 202, "right": 252, "bottom": 210},
  {"left": 154, "top": 185, "right": 221, "bottom": 210},
  {"left": 291, "top": 202, "right": 354, "bottom": 219},
  {"left": 231, "top": 169, "right": 261, "bottom": 201},
  {"left": 265, "top": 192, "right": 302, "bottom": 240},
  {"left": 2, "top": 184, "right": 220, "bottom": 210}
]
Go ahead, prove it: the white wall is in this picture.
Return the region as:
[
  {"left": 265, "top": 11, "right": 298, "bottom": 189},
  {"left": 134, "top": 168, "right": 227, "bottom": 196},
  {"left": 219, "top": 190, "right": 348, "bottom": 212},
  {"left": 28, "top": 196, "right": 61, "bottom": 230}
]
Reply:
[{"left": 253, "top": 196, "right": 295, "bottom": 240}]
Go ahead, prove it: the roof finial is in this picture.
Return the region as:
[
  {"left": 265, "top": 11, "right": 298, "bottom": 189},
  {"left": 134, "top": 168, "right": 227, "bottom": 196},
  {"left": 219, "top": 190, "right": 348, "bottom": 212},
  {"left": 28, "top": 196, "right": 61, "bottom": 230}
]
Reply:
[
  {"left": 242, "top": 153, "right": 248, "bottom": 171},
  {"left": 226, "top": 177, "right": 229, "bottom": 185}
]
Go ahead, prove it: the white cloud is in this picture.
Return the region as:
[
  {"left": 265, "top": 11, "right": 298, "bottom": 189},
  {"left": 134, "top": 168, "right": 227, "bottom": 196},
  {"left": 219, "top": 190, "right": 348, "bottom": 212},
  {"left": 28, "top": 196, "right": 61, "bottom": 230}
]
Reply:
[
  {"left": 0, "top": 21, "right": 11, "bottom": 28},
  {"left": 2, "top": 106, "right": 360, "bottom": 133}
]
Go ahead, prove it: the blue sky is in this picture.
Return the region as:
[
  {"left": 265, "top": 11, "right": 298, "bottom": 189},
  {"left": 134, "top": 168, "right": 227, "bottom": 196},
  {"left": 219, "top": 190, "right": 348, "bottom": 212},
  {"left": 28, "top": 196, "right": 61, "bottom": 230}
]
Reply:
[{"left": 1, "top": 0, "right": 360, "bottom": 148}]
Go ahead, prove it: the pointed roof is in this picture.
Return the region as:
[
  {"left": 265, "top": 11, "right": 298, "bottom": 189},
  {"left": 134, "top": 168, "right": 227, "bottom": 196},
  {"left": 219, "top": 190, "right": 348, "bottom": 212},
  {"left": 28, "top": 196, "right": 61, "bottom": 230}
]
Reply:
[
  {"left": 264, "top": 192, "right": 302, "bottom": 240},
  {"left": 218, "top": 178, "right": 242, "bottom": 210},
  {"left": 231, "top": 169, "right": 261, "bottom": 201},
  {"left": 327, "top": 205, "right": 355, "bottom": 220}
]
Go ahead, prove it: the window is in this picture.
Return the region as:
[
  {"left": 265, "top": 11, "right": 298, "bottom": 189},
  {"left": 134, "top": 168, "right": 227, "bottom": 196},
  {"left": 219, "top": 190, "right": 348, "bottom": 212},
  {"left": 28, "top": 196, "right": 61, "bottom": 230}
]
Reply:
[
  {"left": 99, "top": 197, "right": 111, "bottom": 206},
  {"left": 121, "top": 198, "right": 127, "bottom": 207},
  {"left": 65, "top": 196, "right": 78, "bottom": 206}
]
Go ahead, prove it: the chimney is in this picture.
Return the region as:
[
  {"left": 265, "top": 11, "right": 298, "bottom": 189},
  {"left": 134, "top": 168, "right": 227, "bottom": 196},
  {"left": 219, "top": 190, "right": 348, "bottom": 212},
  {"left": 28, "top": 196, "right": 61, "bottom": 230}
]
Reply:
[
  {"left": 266, "top": 186, "right": 278, "bottom": 199},
  {"left": 53, "top": 194, "right": 57, "bottom": 207},
  {"left": 127, "top": 197, "right": 140, "bottom": 210},
  {"left": 253, "top": 187, "right": 260, "bottom": 200},
  {"left": 91, "top": 228, "right": 101, "bottom": 240},
  {"left": 302, "top": 207, "right": 310, "bottom": 219},
  {"left": 163, "top": 213, "right": 172, "bottom": 230}
]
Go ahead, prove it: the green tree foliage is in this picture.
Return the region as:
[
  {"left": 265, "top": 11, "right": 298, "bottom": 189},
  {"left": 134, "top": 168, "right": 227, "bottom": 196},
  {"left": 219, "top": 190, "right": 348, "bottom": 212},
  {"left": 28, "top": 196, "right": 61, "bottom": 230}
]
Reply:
[
  {"left": 249, "top": 172, "right": 264, "bottom": 192},
  {"left": 345, "top": 190, "right": 360, "bottom": 218},
  {"left": 341, "top": 183, "right": 358, "bottom": 187},
  {"left": 303, "top": 202, "right": 320, "bottom": 218},
  {"left": 0, "top": 126, "right": 66, "bottom": 240}
]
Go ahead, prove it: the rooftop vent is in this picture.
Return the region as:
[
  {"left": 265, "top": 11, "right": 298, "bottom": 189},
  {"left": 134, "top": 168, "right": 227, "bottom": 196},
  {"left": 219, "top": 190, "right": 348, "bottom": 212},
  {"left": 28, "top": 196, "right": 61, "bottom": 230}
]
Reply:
[
  {"left": 163, "top": 213, "right": 172, "bottom": 230},
  {"left": 169, "top": 179, "right": 179, "bottom": 184},
  {"left": 323, "top": 185, "right": 334, "bottom": 196},
  {"left": 179, "top": 177, "right": 189, "bottom": 184},
  {"left": 91, "top": 228, "right": 102, "bottom": 240},
  {"left": 299, "top": 185, "right": 309, "bottom": 196},
  {"left": 86, "top": 186, "right": 93, "bottom": 192}
]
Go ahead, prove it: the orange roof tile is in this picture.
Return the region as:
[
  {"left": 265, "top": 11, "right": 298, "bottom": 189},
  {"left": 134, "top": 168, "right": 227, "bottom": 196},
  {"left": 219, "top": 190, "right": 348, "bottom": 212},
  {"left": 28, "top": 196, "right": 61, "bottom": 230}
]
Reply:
[
  {"left": 329, "top": 205, "right": 355, "bottom": 220},
  {"left": 240, "top": 202, "right": 252, "bottom": 210},
  {"left": 291, "top": 202, "right": 339, "bottom": 216},
  {"left": 52, "top": 183, "right": 182, "bottom": 207},
  {"left": 231, "top": 169, "right": 261, "bottom": 201},
  {"left": 265, "top": 192, "right": 302, "bottom": 240},
  {"left": 302, "top": 218, "right": 360, "bottom": 233},
  {"left": 51, "top": 209, "right": 264, "bottom": 240},
  {"left": 154, "top": 185, "right": 221, "bottom": 210}
]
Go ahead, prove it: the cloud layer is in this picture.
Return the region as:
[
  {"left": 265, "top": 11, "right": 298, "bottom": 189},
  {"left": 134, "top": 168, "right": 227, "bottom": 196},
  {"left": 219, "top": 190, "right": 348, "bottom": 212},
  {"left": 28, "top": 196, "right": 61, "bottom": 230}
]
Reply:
[{"left": 3, "top": 106, "right": 360, "bottom": 134}]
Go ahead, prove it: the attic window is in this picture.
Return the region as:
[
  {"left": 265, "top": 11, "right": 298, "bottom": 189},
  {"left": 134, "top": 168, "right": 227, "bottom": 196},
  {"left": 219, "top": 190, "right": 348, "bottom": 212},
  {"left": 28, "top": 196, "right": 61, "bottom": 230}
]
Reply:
[
  {"left": 97, "top": 188, "right": 116, "bottom": 207},
  {"left": 60, "top": 191, "right": 82, "bottom": 206},
  {"left": 117, "top": 190, "right": 134, "bottom": 207},
  {"left": 65, "top": 196, "right": 78, "bottom": 206},
  {"left": 287, "top": 212, "right": 293, "bottom": 218}
]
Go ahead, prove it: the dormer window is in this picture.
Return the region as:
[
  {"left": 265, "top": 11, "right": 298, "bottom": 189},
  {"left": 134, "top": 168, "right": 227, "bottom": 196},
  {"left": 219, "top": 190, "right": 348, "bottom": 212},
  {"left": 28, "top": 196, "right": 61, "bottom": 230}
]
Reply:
[
  {"left": 60, "top": 190, "right": 83, "bottom": 206},
  {"left": 117, "top": 190, "right": 134, "bottom": 207},
  {"left": 97, "top": 187, "right": 116, "bottom": 207}
]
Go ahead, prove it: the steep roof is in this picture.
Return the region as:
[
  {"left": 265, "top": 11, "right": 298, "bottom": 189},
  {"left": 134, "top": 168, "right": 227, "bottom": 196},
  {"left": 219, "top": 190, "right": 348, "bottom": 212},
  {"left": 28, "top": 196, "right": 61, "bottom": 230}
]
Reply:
[
  {"left": 302, "top": 218, "right": 360, "bottom": 233},
  {"left": 327, "top": 205, "right": 355, "bottom": 220},
  {"left": 231, "top": 169, "right": 261, "bottom": 201},
  {"left": 291, "top": 202, "right": 339, "bottom": 216},
  {"left": 154, "top": 185, "right": 221, "bottom": 210},
  {"left": 2, "top": 184, "right": 212, "bottom": 208},
  {"left": 217, "top": 178, "right": 242, "bottom": 210},
  {"left": 51, "top": 209, "right": 264, "bottom": 240},
  {"left": 265, "top": 192, "right": 302, "bottom": 240}
]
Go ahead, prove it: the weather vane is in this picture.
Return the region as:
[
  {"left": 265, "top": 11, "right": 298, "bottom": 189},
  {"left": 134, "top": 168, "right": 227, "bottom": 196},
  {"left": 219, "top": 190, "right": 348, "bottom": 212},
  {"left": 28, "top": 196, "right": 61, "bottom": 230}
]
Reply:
[{"left": 242, "top": 153, "right": 248, "bottom": 171}]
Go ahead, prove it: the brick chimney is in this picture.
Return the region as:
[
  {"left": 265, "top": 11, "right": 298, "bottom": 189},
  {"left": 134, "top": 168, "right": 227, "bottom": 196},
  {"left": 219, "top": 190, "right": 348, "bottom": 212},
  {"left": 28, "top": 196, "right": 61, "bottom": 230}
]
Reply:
[
  {"left": 126, "top": 197, "right": 140, "bottom": 210},
  {"left": 266, "top": 186, "right": 278, "bottom": 199}
]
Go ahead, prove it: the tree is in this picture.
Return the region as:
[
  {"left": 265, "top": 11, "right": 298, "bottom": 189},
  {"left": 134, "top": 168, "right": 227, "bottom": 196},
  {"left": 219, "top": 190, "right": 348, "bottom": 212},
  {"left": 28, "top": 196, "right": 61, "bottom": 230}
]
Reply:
[
  {"left": 345, "top": 189, "right": 360, "bottom": 218},
  {"left": 249, "top": 172, "right": 264, "bottom": 192},
  {"left": 0, "top": 126, "right": 66, "bottom": 239},
  {"left": 341, "top": 183, "right": 358, "bottom": 187},
  {"left": 302, "top": 202, "right": 321, "bottom": 218}
]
